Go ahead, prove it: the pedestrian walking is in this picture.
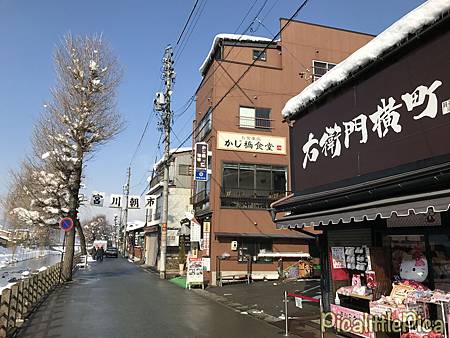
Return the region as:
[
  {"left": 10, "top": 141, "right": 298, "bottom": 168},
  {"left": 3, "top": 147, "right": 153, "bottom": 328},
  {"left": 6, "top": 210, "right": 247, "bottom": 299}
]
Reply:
[
  {"left": 91, "top": 246, "right": 97, "bottom": 261},
  {"left": 98, "top": 246, "right": 104, "bottom": 262}
]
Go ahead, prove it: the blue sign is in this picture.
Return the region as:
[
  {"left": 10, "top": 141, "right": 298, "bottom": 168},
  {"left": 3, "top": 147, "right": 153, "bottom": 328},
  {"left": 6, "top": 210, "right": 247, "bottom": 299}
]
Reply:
[
  {"left": 195, "top": 169, "right": 207, "bottom": 181},
  {"left": 60, "top": 217, "right": 74, "bottom": 232}
]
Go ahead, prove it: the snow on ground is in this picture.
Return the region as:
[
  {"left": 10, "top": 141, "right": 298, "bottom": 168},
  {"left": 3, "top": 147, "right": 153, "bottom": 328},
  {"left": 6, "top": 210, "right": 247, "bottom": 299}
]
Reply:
[
  {"left": 282, "top": 0, "right": 450, "bottom": 119},
  {"left": 0, "top": 246, "right": 60, "bottom": 269}
]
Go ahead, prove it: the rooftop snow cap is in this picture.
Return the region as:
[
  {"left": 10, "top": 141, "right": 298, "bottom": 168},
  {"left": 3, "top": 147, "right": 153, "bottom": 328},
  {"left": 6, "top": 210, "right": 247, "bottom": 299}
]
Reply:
[
  {"left": 282, "top": 0, "right": 450, "bottom": 120},
  {"left": 153, "top": 147, "right": 191, "bottom": 171},
  {"left": 199, "top": 33, "right": 273, "bottom": 76}
]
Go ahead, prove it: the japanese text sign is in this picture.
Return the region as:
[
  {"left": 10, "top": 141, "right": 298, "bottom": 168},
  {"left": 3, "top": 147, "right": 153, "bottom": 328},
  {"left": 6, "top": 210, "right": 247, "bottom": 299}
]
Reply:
[
  {"left": 128, "top": 195, "right": 141, "bottom": 209},
  {"left": 109, "top": 194, "right": 123, "bottom": 208},
  {"left": 217, "top": 131, "right": 286, "bottom": 155},
  {"left": 291, "top": 30, "right": 450, "bottom": 192},
  {"left": 194, "top": 142, "right": 208, "bottom": 181},
  {"left": 90, "top": 191, "right": 105, "bottom": 207}
]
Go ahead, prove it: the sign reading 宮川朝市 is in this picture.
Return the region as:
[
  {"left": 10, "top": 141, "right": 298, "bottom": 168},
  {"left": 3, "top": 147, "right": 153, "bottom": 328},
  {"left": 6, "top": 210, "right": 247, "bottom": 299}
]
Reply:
[{"left": 217, "top": 131, "right": 286, "bottom": 155}]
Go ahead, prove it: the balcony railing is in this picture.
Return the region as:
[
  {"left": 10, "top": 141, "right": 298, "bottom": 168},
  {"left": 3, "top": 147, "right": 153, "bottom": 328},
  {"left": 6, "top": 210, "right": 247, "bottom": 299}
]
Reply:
[
  {"left": 220, "top": 188, "right": 289, "bottom": 209},
  {"left": 191, "top": 190, "right": 209, "bottom": 206},
  {"left": 238, "top": 116, "right": 272, "bottom": 130}
]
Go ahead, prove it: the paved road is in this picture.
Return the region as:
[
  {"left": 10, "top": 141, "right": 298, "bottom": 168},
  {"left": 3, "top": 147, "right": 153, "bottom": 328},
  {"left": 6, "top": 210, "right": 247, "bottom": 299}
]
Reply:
[{"left": 17, "top": 258, "right": 285, "bottom": 338}]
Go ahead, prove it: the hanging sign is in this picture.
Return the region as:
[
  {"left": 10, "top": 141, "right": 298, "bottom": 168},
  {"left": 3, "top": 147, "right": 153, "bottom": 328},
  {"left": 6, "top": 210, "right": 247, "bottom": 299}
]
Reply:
[
  {"left": 109, "top": 194, "right": 123, "bottom": 208},
  {"left": 202, "top": 221, "right": 210, "bottom": 256},
  {"left": 191, "top": 223, "right": 201, "bottom": 242},
  {"left": 331, "top": 247, "right": 346, "bottom": 269},
  {"left": 90, "top": 191, "right": 105, "bottom": 207},
  {"left": 167, "top": 229, "right": 179, "bottom": 247},
  {"left": 128, "top": 195, "right": 141, "bottom": 209},
  {"left": 295, "top": 297, "right": 303, "bottom": 309},
  {"left": 194, "top": 142, "right": 208, "bottom": 181}
]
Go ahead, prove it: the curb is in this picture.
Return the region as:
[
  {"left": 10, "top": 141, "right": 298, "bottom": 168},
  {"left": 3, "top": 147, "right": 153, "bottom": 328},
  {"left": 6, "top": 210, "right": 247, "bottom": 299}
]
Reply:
[{"left": 192, "top": 289, "right": 290, "bottom": 330}]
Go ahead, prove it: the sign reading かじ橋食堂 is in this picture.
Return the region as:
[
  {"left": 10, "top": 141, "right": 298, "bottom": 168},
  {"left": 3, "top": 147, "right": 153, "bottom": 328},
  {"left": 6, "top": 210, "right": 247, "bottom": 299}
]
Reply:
[
  {"left": 217, "top": 131, "right": 286, "bottom": 155},
  {"left": 291, "top": 29, "right": 450, "bottom": 193}
]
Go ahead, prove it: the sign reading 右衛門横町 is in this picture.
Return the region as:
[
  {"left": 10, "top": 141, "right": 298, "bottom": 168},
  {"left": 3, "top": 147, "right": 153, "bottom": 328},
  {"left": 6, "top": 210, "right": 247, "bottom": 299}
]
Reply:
[
  {"left": 217, "top": 131, "right": 286, "bottom": 155},
  {"left": 290, "top": 29, "right": 450, "bottom": 194}
]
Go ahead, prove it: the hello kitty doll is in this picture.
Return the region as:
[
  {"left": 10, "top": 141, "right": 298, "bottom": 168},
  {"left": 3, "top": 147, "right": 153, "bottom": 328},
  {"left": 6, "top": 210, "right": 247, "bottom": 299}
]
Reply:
[{"left": 399, "top": 254, "right": 428, "bottom": 283}]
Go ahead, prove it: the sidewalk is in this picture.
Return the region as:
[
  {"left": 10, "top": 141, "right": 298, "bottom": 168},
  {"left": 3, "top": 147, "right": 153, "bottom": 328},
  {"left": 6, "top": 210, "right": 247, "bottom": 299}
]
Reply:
[{"left": 197, "top": 279, "right": 341, "bottom": 338}]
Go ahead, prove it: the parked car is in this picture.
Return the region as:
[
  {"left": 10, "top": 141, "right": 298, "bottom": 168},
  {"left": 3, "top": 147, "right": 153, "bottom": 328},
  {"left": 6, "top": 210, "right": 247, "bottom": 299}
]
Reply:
[{"left": 105, "top": 247, "right": 118, "bottom": 258}]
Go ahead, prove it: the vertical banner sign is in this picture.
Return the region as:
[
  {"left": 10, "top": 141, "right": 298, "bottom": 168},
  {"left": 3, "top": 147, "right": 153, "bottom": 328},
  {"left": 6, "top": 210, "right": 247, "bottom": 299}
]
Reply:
[
  {"left": 145, "top": 194, "right": 158, "bottom": 219},
  {"left": 90, "top": 191, "right": 105, "bottom": 207},
  {"left": 194, "top": 142, "right": 208, "bottom": 181},
  {"left": 128, "top": 195, "right": 141, "bottom": 209},
  {"left": 202, "top": 221, "right": 211, "bottom": 256},
  {"left": 109, "top": 194, "right": 123, "bottom": 208},
  {"left": 191, "top": 223, "right": 201, "bottom": 242}
]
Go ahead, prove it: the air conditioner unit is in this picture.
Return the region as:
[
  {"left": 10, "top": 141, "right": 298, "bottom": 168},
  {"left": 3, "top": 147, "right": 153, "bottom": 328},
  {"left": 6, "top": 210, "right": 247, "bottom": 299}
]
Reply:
[{"left": 231, "top": 241, "right": 238, "bottom": 251}]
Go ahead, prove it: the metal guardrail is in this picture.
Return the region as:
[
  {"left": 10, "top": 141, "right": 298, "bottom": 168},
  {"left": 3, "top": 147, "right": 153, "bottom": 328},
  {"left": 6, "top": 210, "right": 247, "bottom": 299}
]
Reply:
[{"left": 0, "top": 253, "right": 82, "bottom": 338}]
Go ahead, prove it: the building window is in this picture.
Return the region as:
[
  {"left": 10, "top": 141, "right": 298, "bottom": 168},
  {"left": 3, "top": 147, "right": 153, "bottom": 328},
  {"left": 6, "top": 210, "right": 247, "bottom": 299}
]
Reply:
[
  {"left": 312, "top": 60, "right": 336, "bottom": 81},
  {"left": 239, "top": 107, "right": 271, "bottom": 129},
  {"left": 221, "top": 163, "right": 287, "bottom": 209},
  {"left": 253, "top": 49, "right": 267, "bottom": 61},
  {"left": 238, "top": 239, "right": 273, "bottom": 263},
  {"left": 178, "top": 164, "right": 192, "bottom": 176},
  {"left": 195, "top": 107, "right": 212, "bottom": 141}
]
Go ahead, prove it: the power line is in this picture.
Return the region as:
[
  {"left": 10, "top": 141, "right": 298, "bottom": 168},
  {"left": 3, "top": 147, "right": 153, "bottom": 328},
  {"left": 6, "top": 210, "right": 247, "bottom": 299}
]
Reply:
[
  {"left": 174, "top": 0, "right": 208, "bottom": 63},
  {"left": 128, "top": 110, "right": 155, "bottom": 167},
  {"left": 176, "top": 0, "right": 200, "bottom": 45},
  {"left": 171, "top": 0, "right": 270, "bottom": 129},
  {"left": 168, "top": 0, "right": 311, "bottom": 158}
]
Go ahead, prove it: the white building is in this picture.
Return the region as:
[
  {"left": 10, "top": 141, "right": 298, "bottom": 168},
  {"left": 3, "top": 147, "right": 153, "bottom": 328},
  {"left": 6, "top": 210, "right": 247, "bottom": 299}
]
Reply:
[{"left": 143, "top": 148, "right": 193, "bottom": 270}]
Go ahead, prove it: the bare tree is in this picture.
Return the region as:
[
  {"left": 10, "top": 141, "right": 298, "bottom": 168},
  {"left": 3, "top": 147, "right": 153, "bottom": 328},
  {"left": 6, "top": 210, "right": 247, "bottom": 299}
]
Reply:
[{"left": 9, "top": 34, "right": 123, "bottom": 281}]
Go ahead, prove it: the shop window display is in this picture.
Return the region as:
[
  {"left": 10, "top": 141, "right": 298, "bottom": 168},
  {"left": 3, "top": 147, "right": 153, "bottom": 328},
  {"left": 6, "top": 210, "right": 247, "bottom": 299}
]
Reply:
[
  {"left": 429, "top": 234, "right": 450, "bottom": 292},
  {"left": 330, "top": 233, "right": 450, "bottom": 338}
]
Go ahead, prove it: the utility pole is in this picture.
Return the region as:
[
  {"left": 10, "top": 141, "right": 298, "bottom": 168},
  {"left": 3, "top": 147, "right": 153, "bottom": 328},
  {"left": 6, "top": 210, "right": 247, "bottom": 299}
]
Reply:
[
  {"left": 113, "top": 214, "right": 119, "bottom": 248},
  {"left": 154, "top": 46, "right": 175, "bottom": 279},
  {"left": 122, "top": 167, "right": 131, "bottom": 258}
]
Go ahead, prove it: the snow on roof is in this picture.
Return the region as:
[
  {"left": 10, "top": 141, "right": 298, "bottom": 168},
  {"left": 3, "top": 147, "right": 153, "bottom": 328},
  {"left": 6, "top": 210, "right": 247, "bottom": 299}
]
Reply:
[
  {"left": 199, "top": 33, "right": 273, "bottom": 75},
  {"left": 126, "top": 220, "right": 146, "bottom": 232},
  {"left": 153, "top": 147, "right": 192, "bottom": 171},
  {"left": 282, "top": 0, "right": 450, "bottom": 119}
]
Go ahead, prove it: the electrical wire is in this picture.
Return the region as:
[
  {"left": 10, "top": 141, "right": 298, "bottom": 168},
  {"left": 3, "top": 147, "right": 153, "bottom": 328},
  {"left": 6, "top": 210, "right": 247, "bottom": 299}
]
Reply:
[
  {"left": 168, "top": 0, "right": 311, "bottom": 160},
  {"left": 174, "top": 0, "right": 208, "bottom": 63},
  {"left": 176, "top": 0, "right": 200, "bottom": 46},
  {"left": 128, "top": 110, "right": 155, "bottom": 167}
]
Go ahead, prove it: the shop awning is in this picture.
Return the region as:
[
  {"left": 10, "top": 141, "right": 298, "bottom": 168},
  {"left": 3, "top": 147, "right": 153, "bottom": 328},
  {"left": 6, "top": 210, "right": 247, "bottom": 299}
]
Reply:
[
  {"left": 276, "top": 189, "right": 450, "bottom": 229},
  {"left": 257, "top": 252, "right": 310, "bottom": 258},
  {"left": 214, "top": 231, "right": 314, "bottom": 240},
  {"left": 126, "top": 220, "right": 146, "bottom": 232}
]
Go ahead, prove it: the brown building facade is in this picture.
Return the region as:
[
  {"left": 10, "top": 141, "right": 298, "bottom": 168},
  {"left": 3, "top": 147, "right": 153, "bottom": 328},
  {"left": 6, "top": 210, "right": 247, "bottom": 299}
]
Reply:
[{"left": 193, "top": 20, "right": 373, "bottom": 285}]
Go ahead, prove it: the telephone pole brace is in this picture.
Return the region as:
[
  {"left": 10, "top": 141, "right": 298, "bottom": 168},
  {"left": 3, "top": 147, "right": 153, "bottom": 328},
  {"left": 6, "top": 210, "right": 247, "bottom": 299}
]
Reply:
[
  {"left": 122, "top": 166, "right": 131, "bottom": 258},
  {"left": 154, "top": 46, "right": 175, "bottom": 279}
]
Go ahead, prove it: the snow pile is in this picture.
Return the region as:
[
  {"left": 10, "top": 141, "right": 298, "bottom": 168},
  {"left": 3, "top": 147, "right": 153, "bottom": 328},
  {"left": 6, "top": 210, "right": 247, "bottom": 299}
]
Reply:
[
  {"left": 282, "top": 0, "right": 450, "bottom": 119},
  {"left": 199, "top": 33, "right": 273, "bottom": 75}
]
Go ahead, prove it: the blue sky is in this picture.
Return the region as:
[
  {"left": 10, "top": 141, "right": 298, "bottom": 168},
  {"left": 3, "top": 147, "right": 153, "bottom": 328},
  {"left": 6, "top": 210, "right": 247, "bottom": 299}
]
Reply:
[{"left": 0, "top": 0, "right": 425, "bottom": 221}]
